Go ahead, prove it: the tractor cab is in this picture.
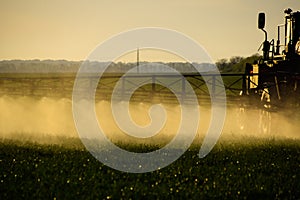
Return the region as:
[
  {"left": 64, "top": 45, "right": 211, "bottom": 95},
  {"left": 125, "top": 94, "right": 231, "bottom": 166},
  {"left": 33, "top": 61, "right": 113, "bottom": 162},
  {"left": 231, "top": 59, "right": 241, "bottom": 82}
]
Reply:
[{"left": 282, "top": 9, "right": 300, "bottom": 59}]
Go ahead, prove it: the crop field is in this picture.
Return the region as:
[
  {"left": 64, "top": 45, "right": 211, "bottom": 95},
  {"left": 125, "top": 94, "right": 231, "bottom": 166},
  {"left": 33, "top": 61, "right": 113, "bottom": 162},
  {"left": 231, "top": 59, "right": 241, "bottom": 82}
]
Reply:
[
  {"left": 0, "top": 72, "right": 299, "bottom": 199},
  {"left": 1, "top": 138, "right": 299, "bottom": 199}
]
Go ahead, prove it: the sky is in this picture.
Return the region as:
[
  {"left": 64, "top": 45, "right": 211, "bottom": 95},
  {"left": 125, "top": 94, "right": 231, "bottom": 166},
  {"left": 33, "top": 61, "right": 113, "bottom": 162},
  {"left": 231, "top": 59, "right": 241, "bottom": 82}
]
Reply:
[{"left": 0, "top": 0, "right": 299, "bottom": 62}]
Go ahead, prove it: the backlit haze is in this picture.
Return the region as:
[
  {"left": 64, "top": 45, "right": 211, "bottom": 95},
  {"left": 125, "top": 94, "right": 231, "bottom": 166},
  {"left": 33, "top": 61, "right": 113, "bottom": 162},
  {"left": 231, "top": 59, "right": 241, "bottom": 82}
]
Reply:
[{"left": 0, "top": 0, "right": 300, "bottom": 146}]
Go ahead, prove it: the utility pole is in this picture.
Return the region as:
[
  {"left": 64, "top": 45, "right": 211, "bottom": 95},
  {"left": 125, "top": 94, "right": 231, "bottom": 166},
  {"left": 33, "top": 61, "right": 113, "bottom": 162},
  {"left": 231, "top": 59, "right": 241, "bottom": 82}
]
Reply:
[{"left": 137, "top": 48, "right": 139, "bottom": 73}]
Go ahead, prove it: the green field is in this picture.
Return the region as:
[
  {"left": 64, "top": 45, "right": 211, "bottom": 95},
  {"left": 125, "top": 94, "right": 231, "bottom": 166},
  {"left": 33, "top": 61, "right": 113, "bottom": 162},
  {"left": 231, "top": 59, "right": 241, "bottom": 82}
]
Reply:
[
  {"left": 0, "top": 72, "right": 243, "bottom": 101},
  {"left": 1, "top": 138, "right": 299, "bottom": 199}
]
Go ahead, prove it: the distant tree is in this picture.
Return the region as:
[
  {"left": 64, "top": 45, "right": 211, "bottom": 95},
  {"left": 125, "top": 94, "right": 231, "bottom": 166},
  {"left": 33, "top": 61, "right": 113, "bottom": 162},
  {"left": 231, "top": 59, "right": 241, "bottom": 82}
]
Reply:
[
  {"left": 215, "top": 58, "right": 229, "bottom": 72},
  {"left": 229, "top": 56, "right": 244, "bottom": 65}
]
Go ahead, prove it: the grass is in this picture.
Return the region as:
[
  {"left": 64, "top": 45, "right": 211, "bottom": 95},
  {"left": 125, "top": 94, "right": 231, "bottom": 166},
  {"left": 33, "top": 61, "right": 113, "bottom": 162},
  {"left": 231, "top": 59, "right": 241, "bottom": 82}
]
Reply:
[
  {"left": 0, "top": 73, "right": 243, "bottom": 101},
  {"left": 0, "top": 138, "right": 299, "bottom": 199}
]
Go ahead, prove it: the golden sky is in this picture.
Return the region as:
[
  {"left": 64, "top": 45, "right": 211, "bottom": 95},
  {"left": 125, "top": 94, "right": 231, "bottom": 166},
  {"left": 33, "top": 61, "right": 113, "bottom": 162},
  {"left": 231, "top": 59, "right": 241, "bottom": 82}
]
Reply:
[{"left": 0, "top": 0, "right": 299, "bottom": 62}]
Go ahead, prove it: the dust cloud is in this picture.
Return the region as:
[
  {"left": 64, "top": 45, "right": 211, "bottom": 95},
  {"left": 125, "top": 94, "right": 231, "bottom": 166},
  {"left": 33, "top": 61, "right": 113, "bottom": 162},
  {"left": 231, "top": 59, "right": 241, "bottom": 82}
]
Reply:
[
  {"left": 0, "top": 95, "right": 299, "bottom": 146},
  {"left": 0, "top": 95, "right": 77, "bottom": 144}
]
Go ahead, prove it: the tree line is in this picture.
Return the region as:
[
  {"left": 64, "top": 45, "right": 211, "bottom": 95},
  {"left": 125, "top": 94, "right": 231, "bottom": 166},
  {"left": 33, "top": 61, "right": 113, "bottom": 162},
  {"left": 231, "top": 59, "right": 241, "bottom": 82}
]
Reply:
[
  {"left": 215, "top": 54, "right": 260, "bottom": 73},
  {"left": 0, "top": 54, "right": 261, "bottom": 73}
]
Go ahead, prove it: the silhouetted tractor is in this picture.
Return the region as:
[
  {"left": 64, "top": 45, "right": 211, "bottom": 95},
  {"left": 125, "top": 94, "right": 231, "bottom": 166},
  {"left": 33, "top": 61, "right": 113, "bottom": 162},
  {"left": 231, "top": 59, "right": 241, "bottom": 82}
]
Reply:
[{"left": 243, "top": 8, "right": 300, "bottom": 108}]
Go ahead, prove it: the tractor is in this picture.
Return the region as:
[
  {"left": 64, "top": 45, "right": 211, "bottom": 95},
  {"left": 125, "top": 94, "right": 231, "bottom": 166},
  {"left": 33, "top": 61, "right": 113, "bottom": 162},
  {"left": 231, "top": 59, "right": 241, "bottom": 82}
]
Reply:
[{"left": 243, "top": 8, "right": 300, "bottom": 108}]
